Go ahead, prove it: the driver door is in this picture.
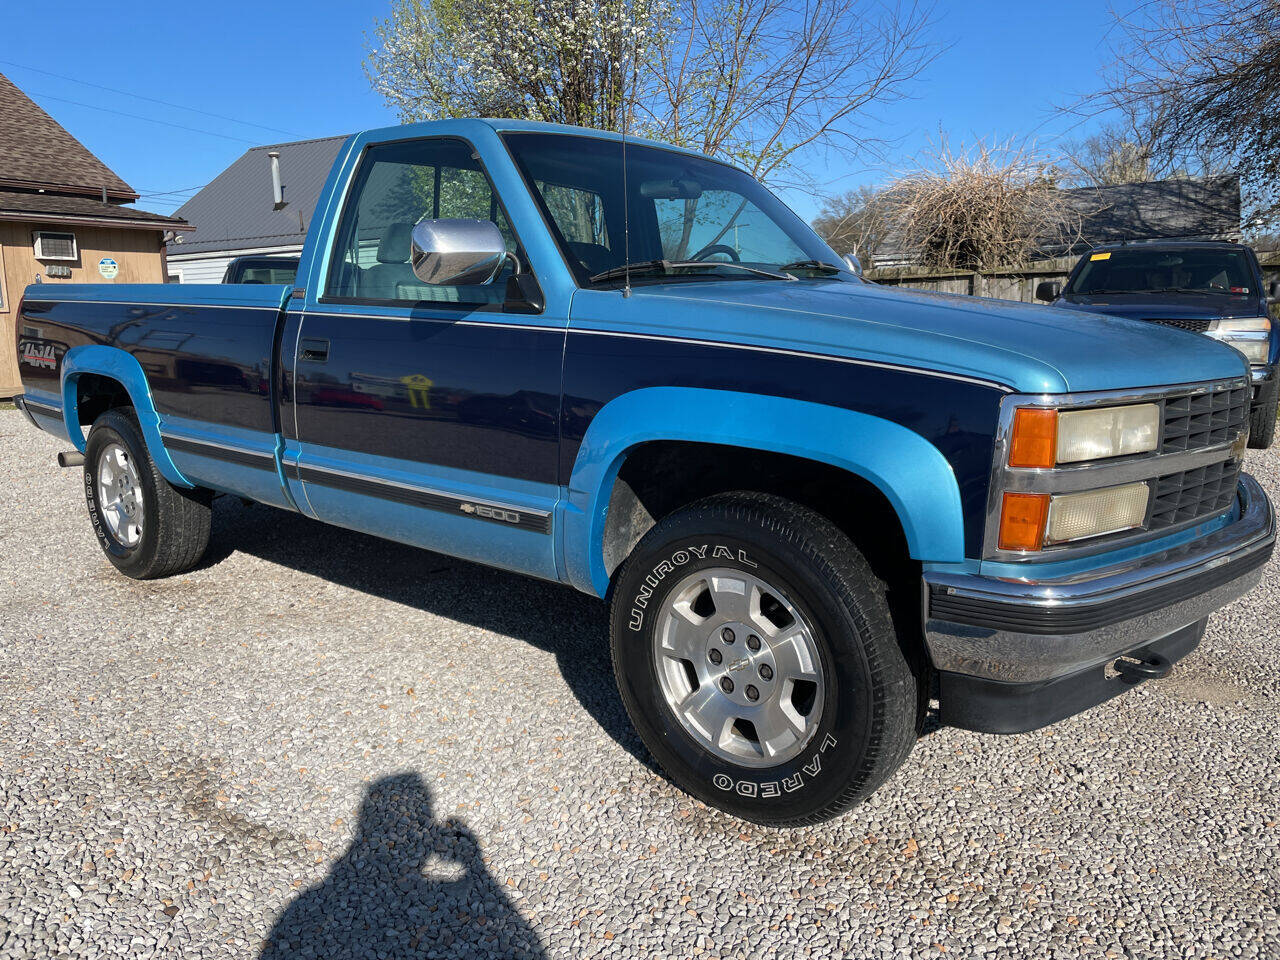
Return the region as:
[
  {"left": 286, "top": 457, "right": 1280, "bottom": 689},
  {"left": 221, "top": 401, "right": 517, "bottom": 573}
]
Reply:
[{"left": 286, "top": 137, "right": 565, "bottom": 580}]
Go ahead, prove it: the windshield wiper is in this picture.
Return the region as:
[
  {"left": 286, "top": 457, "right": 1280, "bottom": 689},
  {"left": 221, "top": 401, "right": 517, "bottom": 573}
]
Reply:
[
  {"left": 779, "top": 259, "right": 844, "bottom": 275},
  {"left": 1154, "top": 287, "right": 1228, "bottom": 296},
  {"left": 588, "top": 259, "right": 794, "bottom": 284}
]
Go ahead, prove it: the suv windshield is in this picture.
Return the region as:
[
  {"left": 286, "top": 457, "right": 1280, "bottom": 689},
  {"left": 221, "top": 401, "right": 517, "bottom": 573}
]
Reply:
[
  {"left": 501, "top": 132, "right": 849, "bottom": 286},
  {"left": 1066, "top": 247, "right": 1254, "bottom": 297}
]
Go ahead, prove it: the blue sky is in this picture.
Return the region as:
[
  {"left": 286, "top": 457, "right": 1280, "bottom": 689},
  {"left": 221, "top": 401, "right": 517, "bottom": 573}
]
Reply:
[{"left": 3, "top": 0, "right": 1122, "bottom": 223}]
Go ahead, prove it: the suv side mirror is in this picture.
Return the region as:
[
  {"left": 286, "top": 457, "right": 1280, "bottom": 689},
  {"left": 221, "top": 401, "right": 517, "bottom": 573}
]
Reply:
[
  {"left": 1035, "top": 280, "right": 1061, "bottom": 302},
  {"left": 1269, "top": 280, "right": 1280, "bottom": 299},
  {"left": 410, "top": 219, "right": 509, "bottom": 285},
  {"left": 842, "top": 253, "right": 863, "bottom": 277}
]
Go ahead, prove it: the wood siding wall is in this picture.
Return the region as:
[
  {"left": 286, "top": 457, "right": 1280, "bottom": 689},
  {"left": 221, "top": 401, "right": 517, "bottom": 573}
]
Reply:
[{"left": 0, "top": 221, "right": 166, "bottom": 396}]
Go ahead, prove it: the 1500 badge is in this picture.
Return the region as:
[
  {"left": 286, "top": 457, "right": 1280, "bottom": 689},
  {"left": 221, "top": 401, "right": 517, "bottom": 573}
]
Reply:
[{"left": 18, "top": 338, "right": 62, "bottom": 370}]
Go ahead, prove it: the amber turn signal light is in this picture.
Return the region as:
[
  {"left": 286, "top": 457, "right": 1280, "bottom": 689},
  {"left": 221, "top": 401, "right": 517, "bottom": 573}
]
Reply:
[
  {"left": 1008, "top": 408, "right": 1058, "bottom": 468},
  {"left": 998, "top": 492, "right": 1049, "bottom": 551}
]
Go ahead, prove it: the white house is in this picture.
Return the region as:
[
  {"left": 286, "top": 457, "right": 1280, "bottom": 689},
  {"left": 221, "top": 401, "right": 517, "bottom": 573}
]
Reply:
[{"left": 166, "top": 135, "right": 347, "bottom": 283}]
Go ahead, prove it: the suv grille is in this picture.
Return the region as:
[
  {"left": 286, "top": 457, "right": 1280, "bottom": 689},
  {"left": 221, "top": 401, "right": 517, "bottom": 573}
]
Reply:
[
  {"left": 1144, "top": 317, "right": 1213, "bottom": 333},
  {"left": 1148, "top": 458, "right": 1242, "bottom": 531},
  {"left": 1160, "top": 384, "right": 1249, "bottom": 453}
]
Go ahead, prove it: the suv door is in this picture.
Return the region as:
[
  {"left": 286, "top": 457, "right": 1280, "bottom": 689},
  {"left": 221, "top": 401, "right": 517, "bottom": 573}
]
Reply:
[{"left": 286, "top": 137, "right": 564, "bottom": 580}]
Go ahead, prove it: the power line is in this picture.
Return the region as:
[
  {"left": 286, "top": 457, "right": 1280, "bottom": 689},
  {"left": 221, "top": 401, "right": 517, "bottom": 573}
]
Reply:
[
  {"left": 0, "top": 58, "right": 301, "bottom": 137},
  {"left": 25, "top": 91, "right": 259, "bottom": 144},
  {"left": 136, "top": 186, "right": 206, "bottom": 199}
]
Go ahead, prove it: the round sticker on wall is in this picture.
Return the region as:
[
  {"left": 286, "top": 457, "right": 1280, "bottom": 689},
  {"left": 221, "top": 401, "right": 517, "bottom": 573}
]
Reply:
[{"left": 97, "top": 257, "right": 119, "bottom": 279}]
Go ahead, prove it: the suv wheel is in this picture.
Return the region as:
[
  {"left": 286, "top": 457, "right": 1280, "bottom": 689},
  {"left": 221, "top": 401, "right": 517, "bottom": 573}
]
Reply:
[
  {"left": 609, "top": 492, "right": 919, "bottom": 826},
  {"left": 84, "top": 408, "right": 212, "bottom": 579},
  {"left": 1249, "top": 391, "right": 1277, "bottom": 449}
]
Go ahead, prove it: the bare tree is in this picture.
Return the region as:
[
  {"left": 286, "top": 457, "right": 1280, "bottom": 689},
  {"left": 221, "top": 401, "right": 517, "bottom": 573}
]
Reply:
[
  {"left": 639, "top": 0, "right": 937, "bottom": 184},
  {"left": 889, "top": 140, "right": 1086, "bottom": 271},
  {"left": 1082, "top": 0, "right": 1280, "bottom": 221},
  {"left": 811, "top": 185, "right": 894, "bottom": 260},
  {"left": 366, "top": 0, "right": 939, "bottom": 186}
]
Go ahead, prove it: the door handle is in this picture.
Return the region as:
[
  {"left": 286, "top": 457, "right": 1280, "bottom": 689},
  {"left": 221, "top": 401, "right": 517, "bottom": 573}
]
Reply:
[{"left": 299, "top": 338, "right": 330, "bottom": 363}]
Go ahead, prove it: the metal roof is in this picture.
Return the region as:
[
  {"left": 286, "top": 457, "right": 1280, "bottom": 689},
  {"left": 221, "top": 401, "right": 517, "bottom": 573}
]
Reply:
[{"left": 169, "top": 135, "right": 349, "bottom": 255}]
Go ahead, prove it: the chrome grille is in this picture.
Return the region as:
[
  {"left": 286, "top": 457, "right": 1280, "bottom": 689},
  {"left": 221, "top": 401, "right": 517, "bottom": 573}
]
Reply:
[
  {"left": 1148, "top": 459, "right": 1242, "bottom": 531},
  {"left": 1144, "top": 317, "right": 1214, "bottom": 333},
  {"left": 1160, "top": 384, "right": 1250, "bottom": 453}
]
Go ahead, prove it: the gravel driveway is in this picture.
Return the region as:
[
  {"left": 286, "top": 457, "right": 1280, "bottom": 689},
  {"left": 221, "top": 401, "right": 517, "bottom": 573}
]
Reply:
[{"left": 1, "top": 409, "right": 1277, "bottom": 959}]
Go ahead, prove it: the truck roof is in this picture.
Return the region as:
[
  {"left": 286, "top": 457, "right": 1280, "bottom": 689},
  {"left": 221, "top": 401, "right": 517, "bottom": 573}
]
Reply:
[
  {"left": 355, "top": 117, "right": 725, "bottom": 166},
  {"left": 1089, "top": 239, "right": 1249, "bottom": 252}
]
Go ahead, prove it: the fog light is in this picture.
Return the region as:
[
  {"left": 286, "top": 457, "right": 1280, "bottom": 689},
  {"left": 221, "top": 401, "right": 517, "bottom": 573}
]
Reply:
[{"left": 1045, "top": 482, "right": 1150, "bottom": 544}]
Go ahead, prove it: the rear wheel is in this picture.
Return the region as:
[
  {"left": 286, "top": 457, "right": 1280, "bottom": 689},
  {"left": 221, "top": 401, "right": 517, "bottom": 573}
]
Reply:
[
  {"left": 609, "top": 492, "right": 919, "bottom": 826},
  {"left": 84, "top": 408, "right": 212, "bottom": 579}
]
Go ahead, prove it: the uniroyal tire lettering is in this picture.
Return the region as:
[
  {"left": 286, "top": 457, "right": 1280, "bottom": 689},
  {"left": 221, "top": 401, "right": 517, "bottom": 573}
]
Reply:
[
  {"left": 711, "top": 734, "right": 839, "bottom": 796},
  {"left": 628, "top": 543, "right": 755, "bottom": 631}
]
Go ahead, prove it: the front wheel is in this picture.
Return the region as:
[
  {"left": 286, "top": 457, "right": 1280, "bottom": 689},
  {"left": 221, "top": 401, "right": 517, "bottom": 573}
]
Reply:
[
  {"left": 1248, "top": 390, "right": 1277, "bottom": 449},
  {"left": 84, "top": 408, "right": 212, "bottom": 579},
  {"left": 609, "top": 493, "right": 919, "bottom": 826}
]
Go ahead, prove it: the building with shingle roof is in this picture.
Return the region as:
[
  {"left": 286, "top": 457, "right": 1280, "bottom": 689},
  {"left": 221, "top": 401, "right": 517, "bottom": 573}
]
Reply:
[
  {"left": 0, "top": 71, "right": 189, "bottom": 395},
  {"left": 166, "top": 135, "right": 348, "bottom": 283}
]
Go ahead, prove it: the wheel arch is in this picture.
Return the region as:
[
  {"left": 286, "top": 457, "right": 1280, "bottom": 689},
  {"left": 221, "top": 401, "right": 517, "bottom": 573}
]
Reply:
[
  {"left": 562, "top": 387, "right": 966, "bottom": 597},
  {"left": 60, "top": 345, "right": 192, "bottom": 487}
]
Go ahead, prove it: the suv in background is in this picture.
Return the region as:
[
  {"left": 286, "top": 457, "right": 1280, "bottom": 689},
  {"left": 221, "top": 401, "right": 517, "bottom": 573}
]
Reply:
[
  {"left": 1039, "top": 241, "right": 1279, "bottom": 447},
  {"left": 221, "top": 255, "right": 300, "bottom": 286}
]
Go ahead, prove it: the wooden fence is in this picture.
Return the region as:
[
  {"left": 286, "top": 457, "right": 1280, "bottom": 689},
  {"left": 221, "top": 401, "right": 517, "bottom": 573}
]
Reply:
[{"left": 867, "top": 249, "right": 1280, "bottom": 305}]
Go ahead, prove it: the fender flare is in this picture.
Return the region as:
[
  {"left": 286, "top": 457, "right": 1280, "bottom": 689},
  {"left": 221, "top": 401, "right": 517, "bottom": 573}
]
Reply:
[
  {"left": 60, "top": 345, "right": 192, "bottom": 487},
  {"left": 561, "top": 387, "right": 966, "bottom": 597}
]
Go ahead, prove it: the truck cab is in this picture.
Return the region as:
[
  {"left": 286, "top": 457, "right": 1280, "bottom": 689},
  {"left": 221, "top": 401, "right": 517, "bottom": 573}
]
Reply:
[
  {"left": 12, "top": 120, "right": 1275, "bottom": 826},
  {"left": 1039, "top": 241, "right": 1280, "bottom": 446}
]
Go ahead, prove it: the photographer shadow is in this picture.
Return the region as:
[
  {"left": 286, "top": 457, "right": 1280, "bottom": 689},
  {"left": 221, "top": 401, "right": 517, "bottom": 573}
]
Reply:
[{"left": 260, "top": 773, "right": 546, "bottom": 959}]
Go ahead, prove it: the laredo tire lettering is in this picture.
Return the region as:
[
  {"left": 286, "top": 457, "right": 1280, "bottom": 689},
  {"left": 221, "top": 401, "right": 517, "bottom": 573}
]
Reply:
[
  {"left": 627, "top": 543, "right": 755, "bottom": 631},
  {"left": 710, "top": 733, "right": 839, "bottom": 796}
]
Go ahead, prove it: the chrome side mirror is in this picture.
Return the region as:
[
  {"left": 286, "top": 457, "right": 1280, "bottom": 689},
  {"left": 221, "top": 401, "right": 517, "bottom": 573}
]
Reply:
[
  {"left": 409, "top": 219, "right": 509, "bottom": 285},
  {"left": 842, "top": 253, "right": 863, "bottom": 277}
]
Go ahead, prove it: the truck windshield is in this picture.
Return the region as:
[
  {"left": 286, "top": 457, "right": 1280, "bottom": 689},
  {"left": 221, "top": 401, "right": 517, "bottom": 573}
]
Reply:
[
  {"left": 501, "top": 131, "right": 849, "bottom": 287},
  {"left": 1066, "top": 248, "right": 1254, "bottom": 297}
]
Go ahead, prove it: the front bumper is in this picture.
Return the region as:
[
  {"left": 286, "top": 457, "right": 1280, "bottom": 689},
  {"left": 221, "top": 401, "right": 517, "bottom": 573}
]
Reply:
[
  {"left": 924, "top": 472, "right": 1274, "bottom": 731},
  {"left": 1250, "top": 362, "right": 1279, "bottom": 411}
]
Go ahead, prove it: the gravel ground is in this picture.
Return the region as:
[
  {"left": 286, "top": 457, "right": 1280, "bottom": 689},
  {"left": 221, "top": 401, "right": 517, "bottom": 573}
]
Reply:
[{"left": 1, "top": 409, "right": 1277, "bottom": 960}]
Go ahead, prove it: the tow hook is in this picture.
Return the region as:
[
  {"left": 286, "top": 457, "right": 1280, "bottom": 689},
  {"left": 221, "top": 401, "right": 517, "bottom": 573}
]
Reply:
[
  {"left": 1113, "top": 651, "right": 1174, "bottom": 683},
  {"left": 57, "top": 451, "right": 86, "bottom": 468}
]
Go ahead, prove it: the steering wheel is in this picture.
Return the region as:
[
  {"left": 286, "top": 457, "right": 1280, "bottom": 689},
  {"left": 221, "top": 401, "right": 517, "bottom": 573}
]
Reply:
[{"left": 690, "top": 243, "right": 740, "bottom": 263}]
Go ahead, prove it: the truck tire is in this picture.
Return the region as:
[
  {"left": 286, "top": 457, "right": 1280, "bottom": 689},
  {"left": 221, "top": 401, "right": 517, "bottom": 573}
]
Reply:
[
  {"left": 84, "top": 408, "right": 212, "bottom": 579},
  {"left": 609, "top": 492, "right": 919, "bottom": 826},
  {"left": 1248, "top": 391, "right": 1277, "bottom": 449}
]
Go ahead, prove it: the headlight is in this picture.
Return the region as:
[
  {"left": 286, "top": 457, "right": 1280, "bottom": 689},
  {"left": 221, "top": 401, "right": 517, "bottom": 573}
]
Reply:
[
  {"left": 1215, "top": 317, "right": 1271, "bottom": 364},
  {"left": 997, "top": 482, "right": 1150, "bottom": 551},
  {"left": 1008, "top": 403, "right": 1159, "bottom": 468},
  {"left": 1056, "top": 404, "right": 1159, "bottom": 463}
]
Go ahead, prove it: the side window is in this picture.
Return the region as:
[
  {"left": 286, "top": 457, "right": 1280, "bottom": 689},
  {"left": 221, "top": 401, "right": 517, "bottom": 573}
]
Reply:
[
  {"left": 653, "top": 191, "right": 806, "bottom": 264},
  {"left": 325, "top": 138, "right": 520, "bottom": 305},
  {"left": 531, "top": 181, "right": 614, "bottom": 277}
]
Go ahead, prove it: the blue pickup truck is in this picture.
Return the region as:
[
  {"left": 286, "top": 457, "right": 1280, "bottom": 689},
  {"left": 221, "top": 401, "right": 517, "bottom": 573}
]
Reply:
[
  {"left": 1039, "top": 241, "right": 1279, "bottom": 447},
  {"left": 12, "top": 119, "right": 1276, "bottom": 825}
]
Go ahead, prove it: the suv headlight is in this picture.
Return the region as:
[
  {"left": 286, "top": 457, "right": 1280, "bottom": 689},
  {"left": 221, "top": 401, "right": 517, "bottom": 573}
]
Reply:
[
  {"left": 1008, "top": 403, "right": 1159, "bottom": 468},
  {"left": 1214, "top": 317, "right": 1271, "bottom": 364}
]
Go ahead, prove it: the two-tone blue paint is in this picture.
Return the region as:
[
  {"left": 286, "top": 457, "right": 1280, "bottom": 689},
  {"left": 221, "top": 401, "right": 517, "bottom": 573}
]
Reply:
[
  {"left": 562, "top": 387, "right": 967, "bottom": 596},
  {"left": 11, "top": 117, "right": 1255, "bottom": 603}
]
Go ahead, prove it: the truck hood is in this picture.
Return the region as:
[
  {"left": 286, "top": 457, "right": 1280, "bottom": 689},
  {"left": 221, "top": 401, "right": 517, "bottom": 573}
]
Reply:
[
  {"left": 1054, "top": 292, "right": 1264, "bottom": 322},
  {"left": 609, "top": 279, "right": 1248, "bottom": 394}
]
